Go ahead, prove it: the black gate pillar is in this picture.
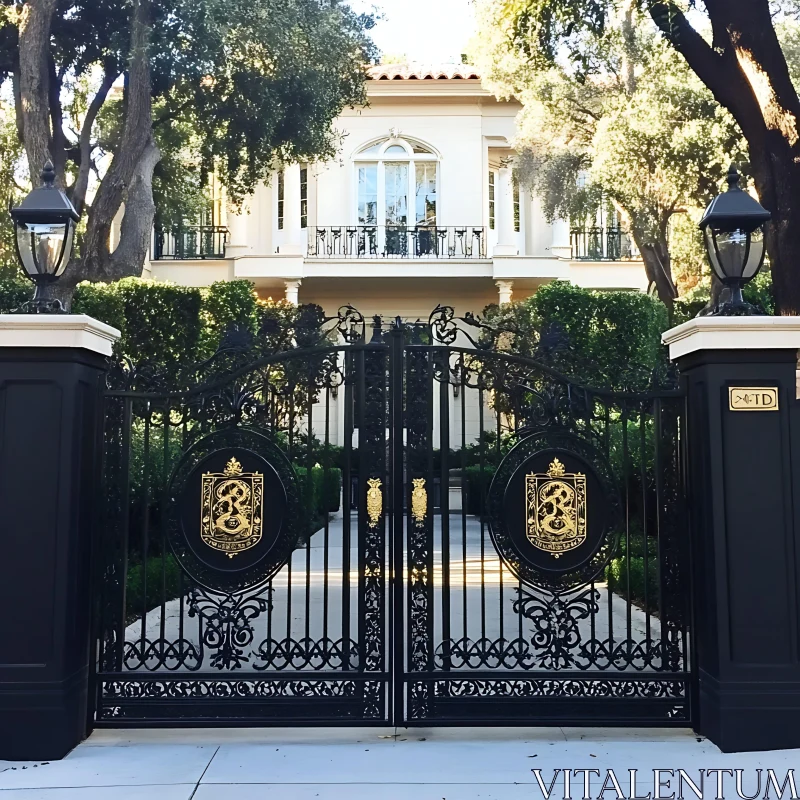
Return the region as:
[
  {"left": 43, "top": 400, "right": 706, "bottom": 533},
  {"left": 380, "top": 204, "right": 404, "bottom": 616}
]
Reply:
[
  {"left": 664, "top": 317, "right": 800, "bottom": 752},
  {"left": 0, "top": 315, "right": 119, "bottom": 760}
]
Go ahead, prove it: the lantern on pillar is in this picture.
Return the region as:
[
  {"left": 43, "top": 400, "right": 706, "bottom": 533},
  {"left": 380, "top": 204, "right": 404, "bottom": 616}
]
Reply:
[
  {"left": 699, "top": 166, "right": 771, "bottom": 316},
  {"left": 10, "top": 161, "right": 79, "bottom": 313}
]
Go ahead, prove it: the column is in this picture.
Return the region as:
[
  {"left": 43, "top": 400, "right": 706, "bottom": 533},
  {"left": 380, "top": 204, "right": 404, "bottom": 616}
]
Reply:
[
  {"left": 0, "top": 314, "right": 120, "bottom": 760},
  {"left": 493, "top": 165, "right": 518, "bottom": 257},
  {"left": 495, "top": 280, "right": 514, "bottom": 305},
  {"left": 280, "top": 163, "right": 303, "bottom": 255},
  {"left": 662, "top": 316, "right": 800, "bottom": 752},
  {"left": 284, "top": 279, "right": 302, "bottom": 305},
  {"left": 224, "top": 204, "right": 249, "bottom": 258}
]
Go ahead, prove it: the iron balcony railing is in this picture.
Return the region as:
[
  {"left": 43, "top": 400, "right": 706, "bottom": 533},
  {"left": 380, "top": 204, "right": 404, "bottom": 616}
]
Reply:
[
  {"left": 153, "top": 225, "right": 229, "bottom": 260},
  {"left": 307, "top": 225, "right": 487, "bottom": 259},
  {"left": 570, "top": 227, "right": 639, "bottom": 261}
]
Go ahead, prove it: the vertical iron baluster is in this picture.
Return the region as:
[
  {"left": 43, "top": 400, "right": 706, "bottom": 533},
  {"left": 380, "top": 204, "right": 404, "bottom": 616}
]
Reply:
[
  {"left": 641, "top": 399, "right": 651, "bottom": 645},
  {"left": 342, "top": 351, "right": 354, "bottom": 670},
  {"left": 496, "top": 401, "right": 503, "bottom": 644},
  {"left": 116, "top": 397, "right": 133, "bottom": 672},
  {"left": 159, "top": 402, "right": 170, "bottom": 663},
  {"left": 654, "top": 396, "right": 666, "bottom": 670},
  {"left": 323, "top": 386, "right": 331, "bottom": 645},
  {"left": 439, "top": 349, "right": 451, "bottom": 670},
  {"left": 139, "top": 403, "right": 152, "bottom": 659},
  {"left": 390, "top": 325, "right": 405, "bottom": 725},
  {"left": 460, "top": 354, "right": 468, "bottom": 645},
  {"left": 478, "top": 386, "right": 486, "bottom": 643},
  {"left": 305, "top": 378, "right": 314, "bottom": 647},
  {"left": 623, "top": 404, "right": 632, "bottom": 654}
]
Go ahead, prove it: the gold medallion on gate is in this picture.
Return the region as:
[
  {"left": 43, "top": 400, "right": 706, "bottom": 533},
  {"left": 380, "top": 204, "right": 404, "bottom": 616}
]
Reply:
[
  {"left": 201, "top": 457, "right": 264, "bottom": 558},
  {"left": 525, "top": 458, "right": 586, "bottom": 558}
]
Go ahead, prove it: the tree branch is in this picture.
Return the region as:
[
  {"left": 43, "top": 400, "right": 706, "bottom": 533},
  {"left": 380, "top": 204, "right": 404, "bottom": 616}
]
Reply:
[
  {"left": 82, "top": 0, "right": 158, "bottom": 278},
  {"left": 152, "top": 98, "right": 194, "bottom": 129},
  {"left": 71, "top": 70, "right": 118, "bottom": 216},
  {"left": 648, "top": 1, "right": 764, "bottom": 142},
  {"left": 48, "top": 55, "right": 67, "bottom": 180}
]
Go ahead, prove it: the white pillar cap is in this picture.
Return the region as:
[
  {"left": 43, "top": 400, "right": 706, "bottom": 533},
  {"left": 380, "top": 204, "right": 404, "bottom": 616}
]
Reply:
[
  {"left": 0, "top": 314, "right": 121, "bottom": 357},
  {"left": 662, "top": 316, "right": 800, "bottom": 361}
]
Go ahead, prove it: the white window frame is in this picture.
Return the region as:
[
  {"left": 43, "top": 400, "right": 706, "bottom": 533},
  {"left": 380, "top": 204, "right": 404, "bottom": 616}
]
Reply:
[{"left": 352, "top": 137, "right": 440, "bottom": 228}]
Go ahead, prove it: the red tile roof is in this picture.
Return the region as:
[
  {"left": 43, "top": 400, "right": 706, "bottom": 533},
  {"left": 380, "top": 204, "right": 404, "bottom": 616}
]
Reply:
[{"left": 368, "top": 63, "right": 481, "bottom": 81}]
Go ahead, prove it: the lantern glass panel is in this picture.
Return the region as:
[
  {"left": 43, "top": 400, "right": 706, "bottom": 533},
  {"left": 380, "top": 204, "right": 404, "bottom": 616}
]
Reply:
[
  {"left": 15, "top": 221, "right": 72, "bottom": 278},
  {"left": 743, "top": 226, "right": 765, "bottom": 280},
  {"left": 706, "top": 227, "right": 751, "bottom": 282}
]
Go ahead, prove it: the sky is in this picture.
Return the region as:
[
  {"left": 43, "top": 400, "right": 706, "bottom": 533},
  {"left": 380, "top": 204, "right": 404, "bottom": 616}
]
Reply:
[{"left": 349, "top": 0, "right": 478, "bottom": 63}]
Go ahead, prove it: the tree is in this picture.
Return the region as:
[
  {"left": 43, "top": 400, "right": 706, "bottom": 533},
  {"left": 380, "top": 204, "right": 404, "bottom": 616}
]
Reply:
[
  {"left": 494, "top": 0, "right": 800, "bottom": 314},
  {"left": 0, "top": 0, "right": 375, "bottom": 306},
  {"left": 0, "top": 98, "right": 24, "bottom": 275},
  {"left": 472, "top": 1, "right": 743, "bottom": 306}
]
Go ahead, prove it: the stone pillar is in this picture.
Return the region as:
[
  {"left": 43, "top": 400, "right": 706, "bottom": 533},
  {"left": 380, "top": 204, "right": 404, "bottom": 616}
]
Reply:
[
  {"left": 493, "top": 165, "right": 518, "bottom": 257},
  {"left": 284, "top": 279, "right": 302, "bottom": 305},
  {"left": 662, "top": 316, "right": 800, "bottom": 752},
  {"left": 224, "top": 205, "right": 249, "bottom": 258},
  {"left": 495, "top": 280, "right": 514, "bottom": 305},
  {"left": 280, "top": 163, "right": 303, "bottom": 255},
  {"left": 0, "top": 315, "right": 120, "bottom": 760}
]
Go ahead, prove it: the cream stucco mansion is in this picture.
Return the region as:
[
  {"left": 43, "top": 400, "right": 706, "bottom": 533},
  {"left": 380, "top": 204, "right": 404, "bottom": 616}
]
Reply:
[{"left": 144, "top": 63, "right": 647, "bottom": 319}]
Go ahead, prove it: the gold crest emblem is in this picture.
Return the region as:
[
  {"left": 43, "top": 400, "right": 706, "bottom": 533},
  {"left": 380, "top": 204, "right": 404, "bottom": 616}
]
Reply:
[
  {"left": 366, "top": 478, "right": 383, "bottom": 527},
  {"left": 411, "top": 478, "right": 427, "bottom": 525},
  {"left": 525, "top": 458, "right": 586, "bottom": 558},
  {"left": 201, "top": 457, "right": 264, "bottom": 558}
]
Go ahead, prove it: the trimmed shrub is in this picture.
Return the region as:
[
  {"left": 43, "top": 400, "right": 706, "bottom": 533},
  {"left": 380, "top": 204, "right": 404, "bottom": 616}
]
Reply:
[
  {"left": 295, "top": 465, "right": 343, "bottom": 537},
  {"left": 483, "top": 281, "right": 670, "bottom": 390},
  {"left": 463, "top": 465, "right": 496, "bottom": 516},
  {"left": 0, "top": 276, "right": 32, "bottom": 311},
  {"left": 126, "top": 553, "right": 183, "bottom": 616}
]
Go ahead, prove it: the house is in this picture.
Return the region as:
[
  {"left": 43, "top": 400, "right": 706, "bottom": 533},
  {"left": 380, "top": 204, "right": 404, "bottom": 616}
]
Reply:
[{"left": 144, "top": 62, "right": 648, "bottom": 321}]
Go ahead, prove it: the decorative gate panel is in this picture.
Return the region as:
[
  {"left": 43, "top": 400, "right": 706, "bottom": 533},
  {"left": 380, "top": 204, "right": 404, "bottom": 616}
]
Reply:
[{"left": 93, "top": 307, "right": 691, "bottom": 726}]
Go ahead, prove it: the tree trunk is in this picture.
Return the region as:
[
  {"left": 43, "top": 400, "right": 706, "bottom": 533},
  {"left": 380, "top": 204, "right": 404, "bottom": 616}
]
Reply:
[
  {"left": 17, "top": 0, "right": 58, "bottom": 179},
  {"left": 630, "top": 226, "right": 677, "bottom": 307},
  {"left": 650, "top": 0, "right": 800, "bottom": 314}
]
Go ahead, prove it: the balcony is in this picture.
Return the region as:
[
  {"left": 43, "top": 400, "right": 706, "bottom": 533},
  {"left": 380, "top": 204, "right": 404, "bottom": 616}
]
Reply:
[
  {"left": 153, "top": 225, "right": 229, "bottom": 260},
  {"left": 307, "top": 225, "right": 487, "bottom": 259},
  {"left": 570, "top": 227, "right": 639, "bottom": 261}
]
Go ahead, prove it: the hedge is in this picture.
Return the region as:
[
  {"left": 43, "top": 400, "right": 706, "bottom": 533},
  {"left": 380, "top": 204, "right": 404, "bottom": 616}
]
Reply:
[
  {"left": 463, "top": 465, "right": 496, "bottom": 516},
  {"left": 483, "top": 281, "right": 670, "bottom": 390},
  {"left": 295, "top": 465, "right": 343, "bottom": 538},
  {"left": 605, "top": 533, "right": 660, "bottom": 613},
  {"left": 126, "top": 553, "right": 183, "bottom": 617}
]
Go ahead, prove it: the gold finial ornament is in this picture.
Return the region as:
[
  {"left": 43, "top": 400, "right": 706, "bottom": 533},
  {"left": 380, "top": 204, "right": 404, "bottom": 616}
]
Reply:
[
  {"left": 366, "top": 478, "right": 383, "bottom": 527},
  {"left": 411, "top": 478, "right": 427, "bottom": 524},
  {"left": 224, "top": 457, "right": 244, "bottom": 476},
  {"left": 547, "top": 458, "right": 566, "bottom": 478}
]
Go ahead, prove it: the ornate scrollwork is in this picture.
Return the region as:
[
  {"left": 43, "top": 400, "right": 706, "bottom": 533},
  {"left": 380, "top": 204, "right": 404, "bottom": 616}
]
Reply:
[
  {"left": 188, "top": 585, "right": 272, "bottom": 670},
  {"left": 336, "top": 304, "right": 366, "bottom": 343},
  {"left": 514, "top": 587, "right": 600, "bottom": 669}
]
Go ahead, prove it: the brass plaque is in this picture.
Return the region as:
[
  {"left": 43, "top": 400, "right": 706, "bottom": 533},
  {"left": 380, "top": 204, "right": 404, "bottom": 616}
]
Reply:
[
  {"left": 201, "top": 457, "right": 264, "bottom": 558},
  {"left": 525, "top": 458, "right": 587, "bottom": 559},
  {"left": 728, "top": 387, "right": 779, "bottom": 412}
]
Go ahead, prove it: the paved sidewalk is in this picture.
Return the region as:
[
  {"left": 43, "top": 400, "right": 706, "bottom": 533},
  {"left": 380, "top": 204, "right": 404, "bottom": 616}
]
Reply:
[{"left": 2, "top": 727, "right": 800, "bottom": 799}]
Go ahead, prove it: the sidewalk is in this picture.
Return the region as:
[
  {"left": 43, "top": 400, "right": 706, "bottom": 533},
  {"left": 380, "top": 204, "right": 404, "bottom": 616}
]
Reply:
[{"left": 2, "top": 727, "right": 799, "bottom": 799}]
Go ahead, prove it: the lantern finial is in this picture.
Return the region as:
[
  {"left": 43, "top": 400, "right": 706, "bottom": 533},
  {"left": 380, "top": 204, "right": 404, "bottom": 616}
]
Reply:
[
  {"left": 726, "top": 164, "right": 741, "bottom": 190},
  {"left": 40, "top": 160, "right": 56, "bottom": 187}
]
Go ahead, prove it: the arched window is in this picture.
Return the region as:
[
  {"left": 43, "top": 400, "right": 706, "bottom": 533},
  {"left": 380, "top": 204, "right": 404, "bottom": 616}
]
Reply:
[{"left": 354, "top": 137, "right": 439, "bottom": 227}]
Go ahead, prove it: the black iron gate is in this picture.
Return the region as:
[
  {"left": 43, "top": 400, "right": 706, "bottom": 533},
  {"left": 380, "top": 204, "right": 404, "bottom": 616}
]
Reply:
[{"left": 93, "top": 306, "right": 692, "bottom": 726}]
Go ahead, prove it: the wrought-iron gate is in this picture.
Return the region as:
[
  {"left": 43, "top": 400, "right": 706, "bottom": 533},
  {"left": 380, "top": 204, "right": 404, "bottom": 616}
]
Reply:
[{"left": 93, "top": 306, "right": 692, "bottom": 726}]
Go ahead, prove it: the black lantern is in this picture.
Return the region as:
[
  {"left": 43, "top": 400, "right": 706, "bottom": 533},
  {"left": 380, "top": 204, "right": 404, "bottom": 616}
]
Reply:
[
  {"left": 699, "top": 165, "right": 772, "bottom": 315},
  {"left": 10, "top": 161, "right": 79, "bottom": 313}
]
